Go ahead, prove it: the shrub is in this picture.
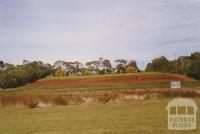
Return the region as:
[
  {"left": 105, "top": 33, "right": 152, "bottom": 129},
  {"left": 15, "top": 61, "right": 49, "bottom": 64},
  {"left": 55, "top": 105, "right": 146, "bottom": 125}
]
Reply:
[
  {"left": 97, "top": 96, "right": 110, "bottom": 104},
  {"left": 55, "top": 68, "right": 66, "bottom": 76},
  {"left": 96, "top": 94, "right": 118, "bottom": 104},
  {"left": 25, "top": 100, "right": 39, "bottom": 109},
  {"left": 74, "top": 96, "right": 84, "bottom": 105},
  {"left": 125, "top": 66, "right": 137, "bottom": 73},
  {"left": 83, "top": 70, "right": 92, "bottom": 75},
  {"left": 53, "top": 96, "right": 68, "bottom": 106}
]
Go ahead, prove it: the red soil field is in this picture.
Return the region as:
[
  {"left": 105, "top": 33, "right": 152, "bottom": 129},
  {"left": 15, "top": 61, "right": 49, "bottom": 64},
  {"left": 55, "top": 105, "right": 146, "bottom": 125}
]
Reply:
[{"left": 31, "top": 75, "right": 185, "bottom": 87}]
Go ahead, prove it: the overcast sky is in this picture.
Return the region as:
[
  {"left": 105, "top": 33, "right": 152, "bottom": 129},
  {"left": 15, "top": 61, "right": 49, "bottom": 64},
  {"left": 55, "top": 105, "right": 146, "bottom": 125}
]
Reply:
[{"left": 0, "top": 0, "right": 200, "bottom": 70}]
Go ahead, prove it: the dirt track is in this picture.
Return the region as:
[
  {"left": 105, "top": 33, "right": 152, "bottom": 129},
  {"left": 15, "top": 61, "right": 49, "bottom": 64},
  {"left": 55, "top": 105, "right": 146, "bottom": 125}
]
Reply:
[{"left": 31, "top": 75, "right": 185, "bottom": 86}]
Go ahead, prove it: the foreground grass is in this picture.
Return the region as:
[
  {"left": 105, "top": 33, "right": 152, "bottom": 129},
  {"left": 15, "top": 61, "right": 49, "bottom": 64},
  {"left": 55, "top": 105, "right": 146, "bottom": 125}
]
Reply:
[{"left": 0, "top": 99, "right": 200, "bottom": 134}]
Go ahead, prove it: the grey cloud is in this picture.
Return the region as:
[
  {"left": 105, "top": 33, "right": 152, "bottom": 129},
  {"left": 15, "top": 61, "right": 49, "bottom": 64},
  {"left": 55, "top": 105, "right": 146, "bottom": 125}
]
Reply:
[{"left": 0, "top": 0, "right": 200, "bottom": 70}]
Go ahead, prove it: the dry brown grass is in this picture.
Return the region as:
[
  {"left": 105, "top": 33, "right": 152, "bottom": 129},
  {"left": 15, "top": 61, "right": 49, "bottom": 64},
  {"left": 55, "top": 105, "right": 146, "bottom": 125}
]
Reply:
[{"left": 0, "top": 89, "right": 199, "bottom": 108}]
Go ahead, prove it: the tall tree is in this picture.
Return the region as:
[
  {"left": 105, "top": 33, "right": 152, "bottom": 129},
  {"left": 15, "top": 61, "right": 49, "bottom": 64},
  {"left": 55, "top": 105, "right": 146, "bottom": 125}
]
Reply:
[
  {"left": 115, "top": 59, "right": 127, "bottom": 73},
  {"left": 0, "top": 61, "right": 4, "bottom": 71},
  {"left": 186, "top": 62, "right": 200, "bottom": 80},
  {"left": 145, "top": 56, "right": 169, "bottom": 72}
]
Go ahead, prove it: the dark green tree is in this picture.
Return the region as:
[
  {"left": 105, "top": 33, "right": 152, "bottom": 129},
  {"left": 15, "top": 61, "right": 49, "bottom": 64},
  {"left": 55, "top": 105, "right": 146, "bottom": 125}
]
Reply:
[
  {"left": 0, "top": 61, "right": 52, "bottom": 89},
  {"left": 146, "top": 56, "right": 169, "bottom": 72},
  {"left": 186, "top": 62, "right": 200, "bottom": 80}
]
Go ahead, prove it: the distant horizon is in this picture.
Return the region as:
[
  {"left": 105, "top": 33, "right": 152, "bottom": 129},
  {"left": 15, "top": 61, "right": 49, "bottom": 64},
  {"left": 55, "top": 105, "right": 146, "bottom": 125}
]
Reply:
[{"left": 1, "top": 51, "right": 198, "bottom": 71}]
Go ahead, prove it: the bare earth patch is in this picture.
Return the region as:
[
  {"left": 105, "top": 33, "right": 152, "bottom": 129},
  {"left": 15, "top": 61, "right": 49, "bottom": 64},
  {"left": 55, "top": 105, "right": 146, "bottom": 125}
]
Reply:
[{"left": 31, "top": 75, "right": 185, "bottom": 87}]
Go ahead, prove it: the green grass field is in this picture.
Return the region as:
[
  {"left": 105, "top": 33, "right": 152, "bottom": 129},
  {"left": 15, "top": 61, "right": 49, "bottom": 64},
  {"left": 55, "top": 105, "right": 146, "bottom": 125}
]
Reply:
[{"left": 0, "top": 99, "right": 200, "bottom": 134}]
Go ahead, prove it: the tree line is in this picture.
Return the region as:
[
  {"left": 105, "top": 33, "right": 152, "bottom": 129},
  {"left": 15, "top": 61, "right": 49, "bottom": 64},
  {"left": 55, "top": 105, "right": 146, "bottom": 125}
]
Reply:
[
  {"left": 52, "top": 58, "right": 139, "bottom": 76},
  {"left": 0, "top": 52, "right": 199, "bottom": 89},
  {"left": 0, "top": 61, "right": 52, "bottom": 89},
  {"left": 146, "top": 52, "right": 200, "bottom": 80}
]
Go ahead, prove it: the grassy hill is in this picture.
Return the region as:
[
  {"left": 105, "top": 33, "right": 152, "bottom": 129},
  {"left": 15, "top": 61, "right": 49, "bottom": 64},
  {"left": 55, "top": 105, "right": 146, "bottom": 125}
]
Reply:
[
  {"left": 0, "top": 73, "right": 200, "bottom": 134},
  {"left": 15, "top": 72, "right": 199, "bottom": 92}
]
